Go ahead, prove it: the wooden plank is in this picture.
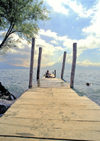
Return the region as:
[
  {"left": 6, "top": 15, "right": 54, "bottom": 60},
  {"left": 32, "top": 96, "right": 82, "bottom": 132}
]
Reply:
[
  {"left": 0, "top": 137, "right": 66, "bottom": 141},
  {"left": 0, "top": 78, "right": 100, "bottom": 141},
  {"left": 0, "top": 138, "right": 45, "bottom": 141}
]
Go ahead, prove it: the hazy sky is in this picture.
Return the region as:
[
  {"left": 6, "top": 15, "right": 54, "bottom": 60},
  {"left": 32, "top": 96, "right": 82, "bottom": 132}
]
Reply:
[{"left": 0, "top": 0, "right": 100, "bottom": 68}]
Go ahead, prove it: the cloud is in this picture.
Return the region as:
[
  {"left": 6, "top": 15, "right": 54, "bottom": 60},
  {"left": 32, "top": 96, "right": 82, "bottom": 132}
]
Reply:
[
  {"left": 1, "top": 0, "right": 100, "bottom": 68},
  {"left": 66, "top": 0, "right": 94, "bottom": 18},
  {"left": 9, "top": 34, "right": 30, "bottom": 49},
  {"left": 39, "top": 29, "right": 58, "bottom": 39},
  {"left": 0, "top": 32, "right": 30, "bottom": 53},
  {"left": 82, "top": 0, "right": 100, "bottom": 36},
  {"left": 35, "top": 35, "right": 65, "bottom": 67},
  {"left": 45, "top": 0, "right": 95, "bottom": 17},
  {"left": 77, "top": 59, "right": 100, "bottom": 67},
  {"left": 39, "top": 29, "right": 74, "bottom": 45},
  {"left": 39, "top": 29, "right": 100, "bottom": 66},
  {"left": 39, "top": 29, "right": 77, "bottom": 57},
  {"left": 45, "top": 0, "right": 69, "bottom": 15},
  {"left": 0, "top": 33, "right": 65, "bottom": 68},
  {"left": 50, "top": 40, "right": 58, "bottom": 45},
  {"left": 0, "top": 33, "right": 31, "bottom": 67},
  {"left": 1, "top": 18, "right": 100, "bottom": 68},
  {"left": 8, "top": 48, "right": 18, "bottom": 54}
]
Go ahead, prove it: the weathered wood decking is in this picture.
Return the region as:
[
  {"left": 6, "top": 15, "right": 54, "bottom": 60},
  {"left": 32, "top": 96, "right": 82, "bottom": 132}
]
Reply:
[{"left": 0, "top": 78, "right": 100, "bottom": 141}]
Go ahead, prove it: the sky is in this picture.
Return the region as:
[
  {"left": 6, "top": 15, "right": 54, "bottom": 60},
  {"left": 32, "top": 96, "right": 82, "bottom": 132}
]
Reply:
[{"left": 0, "top": 0, "right": 100, "bottom": 68}]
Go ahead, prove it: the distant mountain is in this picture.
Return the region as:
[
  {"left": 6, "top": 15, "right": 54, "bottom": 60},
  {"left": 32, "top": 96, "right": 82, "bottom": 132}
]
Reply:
[
  {"left": 43, "top": 62, "right": 100, "bottom": 71},
  {"left": 0, "top": 61, "right": 100, "bottom": 70},
  {"left": 0, "top": 62, "right": 28, "bottom": 69}
]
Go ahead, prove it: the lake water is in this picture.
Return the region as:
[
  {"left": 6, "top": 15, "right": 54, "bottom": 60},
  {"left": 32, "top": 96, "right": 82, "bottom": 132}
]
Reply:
[{"left": 0, "top": 66, "right": 100, "bottom": 105}]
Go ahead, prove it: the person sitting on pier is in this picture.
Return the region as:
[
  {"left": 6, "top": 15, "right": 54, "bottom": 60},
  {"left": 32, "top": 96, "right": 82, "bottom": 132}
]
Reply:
[
  {"left": 45, "top": 70, "right": 51, "bottom": 78},
  {"left": 45, "top": 70, "right": 56, "bottom": 78}
]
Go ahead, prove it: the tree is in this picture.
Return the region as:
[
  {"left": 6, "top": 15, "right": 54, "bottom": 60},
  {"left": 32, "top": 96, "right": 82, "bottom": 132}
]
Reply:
[{"left": 0, "top": 0, "right": 48, "bottom": 49}]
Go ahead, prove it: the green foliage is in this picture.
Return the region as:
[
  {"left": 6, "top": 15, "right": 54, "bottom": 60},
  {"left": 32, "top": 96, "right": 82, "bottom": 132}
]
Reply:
[{"left": 0, "top": 0, "right": 49, "bottom": 49}]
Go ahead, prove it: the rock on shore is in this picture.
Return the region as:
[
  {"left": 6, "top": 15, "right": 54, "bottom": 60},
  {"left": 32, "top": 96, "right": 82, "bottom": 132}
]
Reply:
[
  {"left": 0, "top": 82, "right": 16, "bottom": 100},
  {"left": 0, "top": 82, "right": 16, "bottom": 115},
  {"left": 0, "top": 105, "right": 7, "bottom": 115}
]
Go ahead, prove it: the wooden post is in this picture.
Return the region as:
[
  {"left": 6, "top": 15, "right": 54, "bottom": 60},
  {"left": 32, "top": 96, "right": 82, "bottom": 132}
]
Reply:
[
  {"left": 37, "top": 79, "right": 40, "bottom": 87},
  {"left": 54, "top": 70, "right": 56, "bottom": 78},
  {"left": 70, "top": 43, "right": 77, "bottom": 88},
  {"left": 29, "top": 38, "right": 35, "bottom": 88},
  {"left": 37, "top": 47, "right": 42, "bottom": 80},
  {"left": 61, "top": 51, "right": 66, "bottom": 80}
]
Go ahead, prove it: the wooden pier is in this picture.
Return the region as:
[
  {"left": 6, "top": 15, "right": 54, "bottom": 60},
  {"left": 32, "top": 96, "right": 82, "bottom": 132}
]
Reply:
[{"left": 0, "top": 78, "right": 100, "bottom": 141}]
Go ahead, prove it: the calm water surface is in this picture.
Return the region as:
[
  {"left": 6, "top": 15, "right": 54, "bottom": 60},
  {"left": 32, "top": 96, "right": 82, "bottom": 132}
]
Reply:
[{"left": 0, "top": 67, "right": 100, "bottom": 105}]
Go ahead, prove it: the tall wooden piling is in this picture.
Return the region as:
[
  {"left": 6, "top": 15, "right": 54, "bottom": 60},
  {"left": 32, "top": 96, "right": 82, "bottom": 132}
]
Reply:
[
  {"left": 54, "top": 70, "right": 56, "bottom": 77},
  {"left": 61, "top": 51, "right": 66, "bottom": 79},
  {"left": 70, "top": 43, "right": 77, "bottom": 88},
  {"left": 37, "top": 47, "right": 42, "bottom": 80},
  {"left": 29, "top": 38, "right": 35, "bottom": 88}
]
